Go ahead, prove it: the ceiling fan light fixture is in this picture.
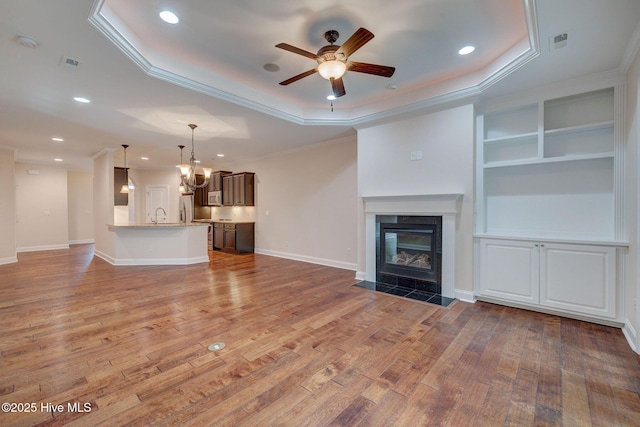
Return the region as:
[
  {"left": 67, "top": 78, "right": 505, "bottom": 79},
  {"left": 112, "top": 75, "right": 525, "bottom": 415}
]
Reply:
[{"left": 317, "top": 60, "right": 347, "bottom": 80}]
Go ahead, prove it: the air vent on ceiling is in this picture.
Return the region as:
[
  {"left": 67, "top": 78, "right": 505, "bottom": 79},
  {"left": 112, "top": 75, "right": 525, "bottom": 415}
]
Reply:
[
  {"left": 550, "top": 32, "right": 569, "bottom": 50},
  {"left": 60, "top": 56, "right": 81, "bottom": 70}
]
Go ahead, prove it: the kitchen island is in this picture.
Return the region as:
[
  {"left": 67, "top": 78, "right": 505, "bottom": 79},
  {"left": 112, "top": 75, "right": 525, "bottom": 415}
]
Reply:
[{"left": 105, "top": 222, "right": 209, "bottom": 265}]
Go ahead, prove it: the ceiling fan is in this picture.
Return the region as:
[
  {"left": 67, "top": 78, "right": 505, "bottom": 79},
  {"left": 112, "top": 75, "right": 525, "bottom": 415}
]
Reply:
[{"left": 276, "top": 27, "right": 395, "bottom": 98}]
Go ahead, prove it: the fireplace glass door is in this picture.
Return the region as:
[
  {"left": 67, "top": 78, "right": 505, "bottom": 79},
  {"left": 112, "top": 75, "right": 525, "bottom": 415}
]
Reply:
[{"left": 379, "top": 223, "right": 438, "bottom": 282}]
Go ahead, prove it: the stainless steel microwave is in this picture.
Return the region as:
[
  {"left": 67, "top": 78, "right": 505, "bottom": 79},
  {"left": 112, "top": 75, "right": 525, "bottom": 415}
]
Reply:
[{"left": 208, "top": 191, "right": 222, "bottom": 206}]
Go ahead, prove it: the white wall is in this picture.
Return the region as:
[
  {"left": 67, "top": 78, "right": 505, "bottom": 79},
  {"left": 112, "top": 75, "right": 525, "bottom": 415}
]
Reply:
[
  {"left": 357, "top": 104, "right": 476, "bottom": 292},
  {"left": 0, "top": 148, "right": 16, "bottom": 264},
  {"left": 230, "top": 137, "right": 358, "bottom": 270},
  {"left": 15, "top": 162, "right": 69, "bottom": 251},
  {"left": 68, "top": 171, "right": 94, "bottom": 243},
  {"left": 93, "top": 151, "right": 115, "bottom": 261}
]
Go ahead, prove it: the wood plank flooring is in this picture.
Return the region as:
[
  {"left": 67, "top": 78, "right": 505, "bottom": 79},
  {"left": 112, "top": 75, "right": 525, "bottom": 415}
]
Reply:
[{"left": 1, "top": 244, "right": 639, "bottom": 426}]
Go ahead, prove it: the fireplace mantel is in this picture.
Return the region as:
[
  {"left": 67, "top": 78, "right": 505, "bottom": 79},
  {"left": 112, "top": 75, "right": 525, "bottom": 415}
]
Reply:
[
  {"left": 361, "top": 193, "right": 463, "bottom": 299},
  {"left": 361, "top": 194, "right": 462, "bottom": 215}
]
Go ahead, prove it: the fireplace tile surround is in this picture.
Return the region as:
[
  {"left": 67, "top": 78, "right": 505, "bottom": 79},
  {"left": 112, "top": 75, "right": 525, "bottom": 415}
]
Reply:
[
  {"left": 354, "top": 280, "right": 456, "bottom": 307},
  {"left": 361, "top": 194, "right": 463, "bottom": 301}
]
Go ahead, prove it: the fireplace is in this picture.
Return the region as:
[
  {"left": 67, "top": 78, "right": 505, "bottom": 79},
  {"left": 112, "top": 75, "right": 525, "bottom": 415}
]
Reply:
[
  {"left": 377, "top": 216, "right": 442, "bottom": 293},
  {"left": 361, "top": 194, "right": 462, "bottom": 299}
]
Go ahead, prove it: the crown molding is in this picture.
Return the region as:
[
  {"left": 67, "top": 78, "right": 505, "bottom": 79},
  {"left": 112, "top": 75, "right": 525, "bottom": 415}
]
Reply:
[
  {"left": 620, "top": 19, "right": 640, "bottom": 73},
  {"left": 89, "top": 0, "right": 540, "bottom": 127}
]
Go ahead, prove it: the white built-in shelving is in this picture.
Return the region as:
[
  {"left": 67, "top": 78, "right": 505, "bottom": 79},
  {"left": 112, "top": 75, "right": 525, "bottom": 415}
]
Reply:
[
  {"left": 474, "top": 84, "right": 625, "bottom": 324},
  {"left": 476, "top": 86, "right": 621, "bottom": 243}
]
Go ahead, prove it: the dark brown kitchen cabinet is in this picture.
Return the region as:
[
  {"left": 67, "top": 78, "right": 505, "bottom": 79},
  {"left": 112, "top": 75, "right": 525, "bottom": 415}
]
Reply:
[
  {"left": 212, "top": 222, "right": 254, "bottom": 254},
  {"left": 222, "top": 175, "right": 233, "bottom": 206},
  {"left": 213, "top": 223, "right": 224, "bottom": 250},
  {"left": 232, "top": 172, "right": 255, "bottom": 206},
  {"left": 114, "top": 167, "right": 128, "bottom": 206},
  {"left": 209, "top": 170, "right": 231, "bottom": 192},
  {"left": 223, "top": 226, "right": 236, "bottom": 252},
  {"left": 222, "top": 172, "right": 255, "bottom": 206}
]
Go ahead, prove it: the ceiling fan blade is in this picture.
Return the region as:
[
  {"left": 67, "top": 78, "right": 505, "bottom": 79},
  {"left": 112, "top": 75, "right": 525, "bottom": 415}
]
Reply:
[
  {"left": 275, "top": 43, "right": 318, "bottom": 60},
  {"left": 336, "top": 28, "right": 374, "bottom": 58},
  {"left": 348, "top": 61, "right": 395, "bottom": 77},
  {"left": 279, "top": 69, "right": 318, "bottom": 86},
  {"left": 330, "top": 77, "right": 346, "bottom": 98}
]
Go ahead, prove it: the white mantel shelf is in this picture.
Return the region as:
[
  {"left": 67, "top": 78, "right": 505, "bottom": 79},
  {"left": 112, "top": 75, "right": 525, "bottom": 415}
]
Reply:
[
  {"left": 361, "top": 194, "right": 463, "bottom": 215},
  {"left": 361, "top": 193, "right": 463, "bottom": 299}
]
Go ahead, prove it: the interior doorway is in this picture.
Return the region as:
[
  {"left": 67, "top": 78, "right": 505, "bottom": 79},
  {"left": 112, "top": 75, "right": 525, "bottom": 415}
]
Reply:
[{"left": 146, "top": 185, "right": 169, "bottom": 223}]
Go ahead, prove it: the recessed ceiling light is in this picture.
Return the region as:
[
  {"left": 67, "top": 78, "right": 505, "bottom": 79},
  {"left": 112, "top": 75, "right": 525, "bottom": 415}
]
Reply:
[
  {"left": 141, "top": 157, "right": 149, "bottom": 160},
  {"left": 159, "top": 10, "right": 179, "bottom": 24},
  {"left": 458, "top": 45, "right": 475, "bottom": 55},
  {"left": 54, "top": 158, "right": 63, "bottom": 162},
  {"left": 217, "top": 154, "right": 224, "bottom": 157},
  {"left": 51, "top": 137, "right": 64, "bottom": 142},
  {"left": 73, "top": 96, "right": 90, "bottom": 103}
]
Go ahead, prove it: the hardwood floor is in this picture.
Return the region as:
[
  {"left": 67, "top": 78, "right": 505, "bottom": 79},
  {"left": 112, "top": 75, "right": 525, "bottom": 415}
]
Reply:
[{"left": 1, "top": 244, "right": 639, "bottom": 426}]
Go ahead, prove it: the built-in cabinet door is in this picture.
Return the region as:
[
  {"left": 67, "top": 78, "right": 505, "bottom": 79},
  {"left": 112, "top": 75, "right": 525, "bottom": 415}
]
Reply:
[
  {"left": 478, "top": 239, "right": 540, "bottom": 304},
  {"left": 539, "top": 243, "right": 616, "bottom": 318}
]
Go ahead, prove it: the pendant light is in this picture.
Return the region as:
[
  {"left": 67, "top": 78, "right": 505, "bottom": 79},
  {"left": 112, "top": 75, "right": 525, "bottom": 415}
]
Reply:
[
  {"left": 178, "top": 123, "right": 212, "bottom": 192},
  {"left": 120, "top": 144, "right": 129, "bottom": 194},
  {"left": 177, "top": 144, "right": 186, "bottom": 194}
]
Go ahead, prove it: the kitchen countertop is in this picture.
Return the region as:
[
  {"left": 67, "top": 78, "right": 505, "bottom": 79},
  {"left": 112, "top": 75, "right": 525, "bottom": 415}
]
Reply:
[
  {"left": 194, "top": 219, "right": 255, "bottom": 224},
  {"left": 108, "top": 222, "right": 208, "bottom": 229}
]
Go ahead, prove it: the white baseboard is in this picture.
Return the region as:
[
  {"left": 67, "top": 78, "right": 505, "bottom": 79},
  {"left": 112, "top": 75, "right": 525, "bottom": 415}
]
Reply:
[
  {"left": 476, "top": 296, "right": 625, "bottom": 328},
  {"left": 455, "top": 289, "right": 476, "bottom": 303},
  {"left": 69, "top": 239, "right": 95, "bottom": 245},
  {"left": 623, "top": 320, "right": 639, "bottom": 354},
  {"left": 94, "top": 250, "right": 208, "bottom": 266},
  {"left": 93, "top": 249, "right": 115, "bottom": 265},
  {"left": 112, "top": 257, "right": 209, "bottom": 266},
  {"left": 16, "top": 244, "right": 69, "bottom": 253},
  {"left": 0, "top": 255, "right": 17, "bottom": 265},
  {"left": 354, "top": 271, "right": 366, "bottom": 281},
  {"left": 254, "top": 248, "right": 356, "bottom": 271}
]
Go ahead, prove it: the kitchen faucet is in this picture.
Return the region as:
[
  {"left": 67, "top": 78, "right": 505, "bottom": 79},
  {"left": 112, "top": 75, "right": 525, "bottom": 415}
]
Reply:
[{"left": 154, "top": 207, "right": 167, "bottom": 224}]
